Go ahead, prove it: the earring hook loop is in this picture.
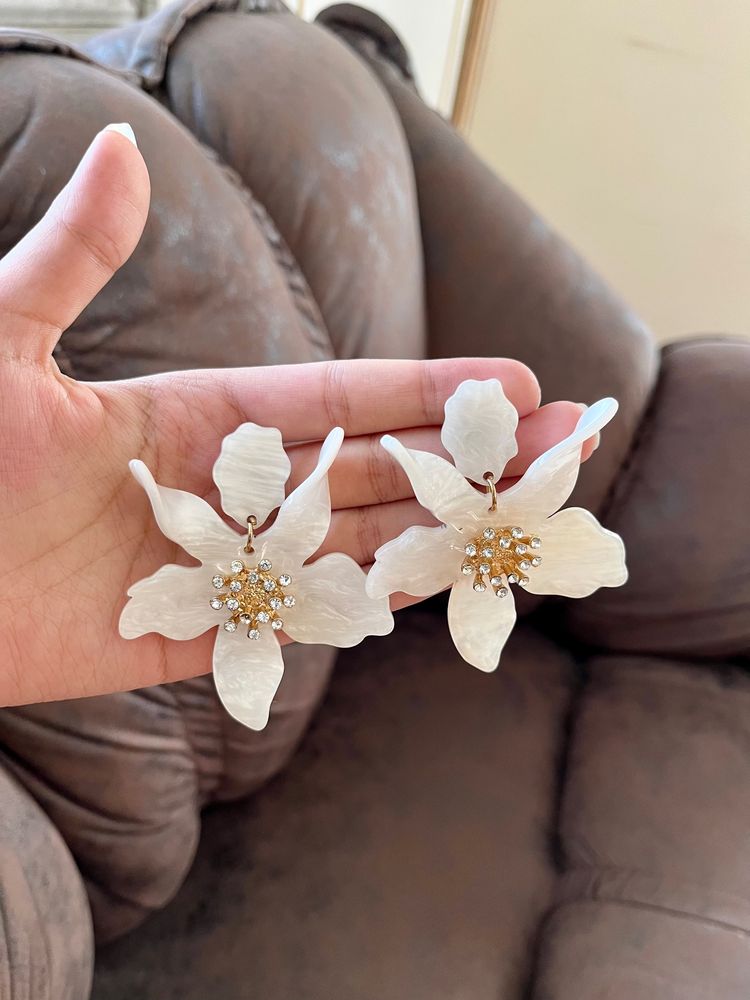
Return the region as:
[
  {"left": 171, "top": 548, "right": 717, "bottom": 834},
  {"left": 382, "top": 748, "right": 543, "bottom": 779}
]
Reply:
[
  {"left": 483, "top": 472, "right": 497, "bottom": 513},
  {"left": 244, "top": 515, "right": 258, "bottom": 554}
]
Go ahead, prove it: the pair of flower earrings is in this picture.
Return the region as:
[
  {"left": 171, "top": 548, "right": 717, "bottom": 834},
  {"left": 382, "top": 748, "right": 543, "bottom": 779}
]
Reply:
[{"left": 120, "top": 379, "right": 627, "bottom": 731}]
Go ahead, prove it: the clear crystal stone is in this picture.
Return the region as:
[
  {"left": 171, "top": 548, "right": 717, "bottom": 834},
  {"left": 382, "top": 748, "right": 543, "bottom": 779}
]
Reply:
[
  {"left": 248, "top": 572, "right": 259, "bottom": 583},
  {"left": 271, "top": 618, "right": 284, "bottom": 630},
  {"left": 212, "top": 575, "right": 225, "bottom": 589},
  {"left": 531, "top": 556, "right": 542, "bottom": 567},
  {"left": 490, "top": 575, "right": 503, "bottom": 587},
  {"left": 515, "top": 543, "right": 527, "bottom": 555},
  {"left": 483, "top": 527, "right": 496, "bottom": 540},
  {"left": 481, "top": 547, "right": 493, "bottom": 558},
  {"left": 230, "top": 560, "right": 244, "bottom": 573},
  {"left": 461, "top": 563, "right": 473, "bottom": 575},
  {"left": 229, "top": 580, "right": 242, "bottom": 593},
  {"left": 473, "top": 580, "right": 486, "bottom": 593},
  {"left": 248, "top": 628, "right": 261, "bottom": 640},
  {"left": 520, "top": 575, "right": 530, "bottom": 586},
  {"left": 269, "top": 597, "right": 282, "bottom": 610},
  {"left": 530, "top": 537, "right": 541, "bottom": 549},
  {"left": 226, "top": 598, "right": 240, "bottom": 611},
  {"left": 495, "top": 586, "right": 509, "bottom": 599},
  {"left": 279, "top": 574, "right": 292, "bottom": 587},
  {"left": 464, "top": 542, "right": 477, "bottom": 556},
  {"left": 499, "top": 537, "right": 511, "bottom": 549},
  {"left": 256, "top": 611, "right": 270, "bottom": 623},
  {"left": 210, "top": 598, "right": 223, "bottom": 610},
  {"left": 239, "top": 613, "right": 252, "bottom": 624},
  {"left": 507, "top": 573, "right": 519, "bottom": 584},
  {"left": 283, "top": 595, "right": 296, "bottom": 608},
  {"left": 259, "top": 558, "right": 272, "bottom": 571},
  {"left": 479, "top": 562, "right": 491, "bottom": 574},
  {"left": 263, "top": 580, "right": 275, "bottom": 592},
  {"left": 223, "top": 620, "right": 237, "bottom": 632},
  {"left": 511, "top": 527, "right": 523, "bottom": 538},
  {"left": 519, "top": 560, "right": 531, "bottom": 571}
]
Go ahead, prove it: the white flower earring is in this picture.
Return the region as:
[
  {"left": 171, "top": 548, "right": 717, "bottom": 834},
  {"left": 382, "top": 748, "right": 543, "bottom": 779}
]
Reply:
[
  {"left": 120, "top": 423, "right": 393, "bottom": 730},
  {"left": 366, "top": 379, "right": 627, "bottom": 672}
]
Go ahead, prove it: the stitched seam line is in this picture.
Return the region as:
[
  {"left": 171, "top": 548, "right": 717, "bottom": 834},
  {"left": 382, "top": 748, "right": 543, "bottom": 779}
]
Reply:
[
  {"left": 0, "top": 32, "right": 140, "bottom": 86},
  {"left": 134, "top": 0, "right": 290, "bottom": 92},
  {"left": 562, "top": 894, "right": 750, "bottom": 940}
]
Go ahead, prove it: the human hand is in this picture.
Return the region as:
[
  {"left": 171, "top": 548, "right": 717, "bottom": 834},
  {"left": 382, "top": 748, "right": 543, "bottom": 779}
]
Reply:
[{"left": 0, "top": 126, "right": 595, "bottom": 706}]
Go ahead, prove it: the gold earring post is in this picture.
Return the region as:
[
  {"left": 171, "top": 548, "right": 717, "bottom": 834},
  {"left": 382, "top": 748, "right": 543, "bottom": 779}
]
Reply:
[
  {"left": 484, "top": 472, "right": 497, "bottom": 512},
  {"left": 244, "top": 515, "right": 258, "bottom": 553}
]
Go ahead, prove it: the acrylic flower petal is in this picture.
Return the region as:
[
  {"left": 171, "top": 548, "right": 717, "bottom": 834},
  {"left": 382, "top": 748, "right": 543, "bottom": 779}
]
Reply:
[
  {"left": 441, "top": 378, "right": 519, "bottom": 484},
  {"left": 213, "top": 624, "right": 284, "bottom": 731},
  {"left": 259, "top": 427, "right": 344, "bottom": 567},
  {"left": 522, "top": 507, "right": 628, "bottom": 598},
  {"left": 381, "top": 436, "right": 488, "bottom": 530},
  {"left": 447, "top": 573, "right": 517, "bottom": 672},
  {"left": 366, "top": 524, "right": 464, "bottom": 599},
  {"left": 119, "top": 564, "right": 216, "bottom": 640},
  {"left": 130, "top": 460, "right": 241, "bottom": 566},
  {"left": 500, "top": 398, "right": 619, "bottom": 526},
  {"left": 212, "top": 422, "right": 290, "bottom": 530},
  {"left": 284, "top": 553, "right": 393, "bottom": 647}
]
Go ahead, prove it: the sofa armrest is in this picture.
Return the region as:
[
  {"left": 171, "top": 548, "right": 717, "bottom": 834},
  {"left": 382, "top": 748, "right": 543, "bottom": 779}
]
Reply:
[{"left": 571, "top": 336, "right": 750, "bottom": 659}]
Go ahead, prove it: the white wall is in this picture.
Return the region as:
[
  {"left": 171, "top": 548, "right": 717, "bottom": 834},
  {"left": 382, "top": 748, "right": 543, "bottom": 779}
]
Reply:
[{"left": 465, "top": 0, "right": 750, "bottom": 343}]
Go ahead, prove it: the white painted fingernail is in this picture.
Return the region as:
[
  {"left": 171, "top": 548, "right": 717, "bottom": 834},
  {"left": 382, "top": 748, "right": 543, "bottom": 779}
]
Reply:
[
  {"left": 574, "top": 405, "right": 600, "bottom": 450},
  {"left": 104, "top": 123, "right": 137, "bottom": 148}
]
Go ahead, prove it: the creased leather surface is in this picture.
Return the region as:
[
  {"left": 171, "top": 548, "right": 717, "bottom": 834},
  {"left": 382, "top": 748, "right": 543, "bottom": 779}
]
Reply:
[
  {"left": 158, "top": 9, "right": 426, "bottom": 360},
  {"left": 531, "top": 655, "right": 750, "bottom": 998},
  {"left": 0, "top": 3, "right": 748, "bottom": 999},
  {"left": 92, "top": 616, "right": 575, "bottom": 1000}
]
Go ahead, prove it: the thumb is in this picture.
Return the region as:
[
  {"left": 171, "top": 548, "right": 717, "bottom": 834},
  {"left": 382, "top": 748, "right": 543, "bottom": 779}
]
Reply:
[{"left": 0, "top": 123, "right": 150, "bottom": 363}]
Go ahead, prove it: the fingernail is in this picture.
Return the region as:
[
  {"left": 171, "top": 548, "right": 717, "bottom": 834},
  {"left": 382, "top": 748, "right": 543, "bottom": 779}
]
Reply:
[
  {"left": 104, "top": 122, "right": 137, "bottom": 148},
  {"left": 575, "top": 404, "right": 600, "bottom": 450}
]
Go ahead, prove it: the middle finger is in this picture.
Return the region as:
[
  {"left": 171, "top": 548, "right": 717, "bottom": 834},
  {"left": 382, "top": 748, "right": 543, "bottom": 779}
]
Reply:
[{"left": 287, "top": 400, "right": 587, "bottom": 511}]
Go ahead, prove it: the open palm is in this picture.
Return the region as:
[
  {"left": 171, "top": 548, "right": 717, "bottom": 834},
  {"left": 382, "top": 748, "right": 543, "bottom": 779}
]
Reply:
[{"left": 0, "top": 126, "right": 593, "bottom": 707}]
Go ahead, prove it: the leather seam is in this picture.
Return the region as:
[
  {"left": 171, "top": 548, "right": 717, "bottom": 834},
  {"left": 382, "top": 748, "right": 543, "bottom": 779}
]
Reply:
[
  {"left": 0, "top": 31, "right": 141, "bottom": 86},
  {"left": 126, "top": 0, "right": 290, "bottom": 93},
  {"left": 556, "top": 894, "right": 750, "bottom": 940}
]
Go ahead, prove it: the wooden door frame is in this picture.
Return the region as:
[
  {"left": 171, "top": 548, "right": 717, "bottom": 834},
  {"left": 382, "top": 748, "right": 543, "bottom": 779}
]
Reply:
[{"left": 452, "top": 0, "right": 496, "bottom": 130}]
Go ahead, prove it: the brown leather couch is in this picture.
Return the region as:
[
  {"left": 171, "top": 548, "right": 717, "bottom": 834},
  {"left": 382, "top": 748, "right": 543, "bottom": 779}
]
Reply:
[{"left": 1, "top": 3, "right": 748, "bottom": 998}]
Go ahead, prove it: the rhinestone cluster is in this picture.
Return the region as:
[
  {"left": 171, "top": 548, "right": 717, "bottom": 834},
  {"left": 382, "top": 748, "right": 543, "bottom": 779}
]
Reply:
[
  {"left": 460, "top": 527, "right": 542, "bottom": 598},
  {"left": 210, "top": 558, "right": 295, "bottom": 639}
]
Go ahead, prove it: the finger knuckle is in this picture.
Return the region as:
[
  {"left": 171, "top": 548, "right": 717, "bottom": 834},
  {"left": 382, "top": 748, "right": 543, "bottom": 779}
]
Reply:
[
  {"left": 365, "top": 434, "right": 401, "bottom": 504},
  {"left": 321, "top": 360, "right": 353, "bottom": 429},
  {"left": 60, "top": 216, "right": 127, "bottom": 275},
  {"left": 354, "top": 505, "right": 381, "bottom": 565}
]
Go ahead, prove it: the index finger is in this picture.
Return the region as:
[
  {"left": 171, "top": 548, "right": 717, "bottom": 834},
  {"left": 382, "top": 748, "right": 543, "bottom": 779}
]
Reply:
[{"left": 158, "top": 357, "right": 541, "bottom": 443}]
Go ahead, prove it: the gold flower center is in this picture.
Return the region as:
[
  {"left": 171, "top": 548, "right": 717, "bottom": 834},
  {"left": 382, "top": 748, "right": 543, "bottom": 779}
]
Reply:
[
  {"left": 210, "top": 558, "right": 295, "bottom": 639},
  {"left": 460, "top": 526, "right": 542, "bottom": 597}
]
